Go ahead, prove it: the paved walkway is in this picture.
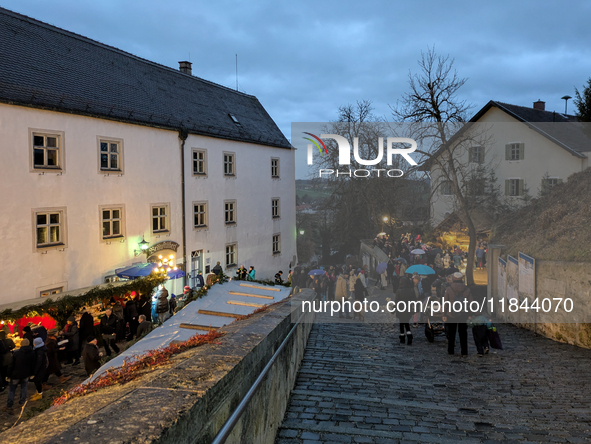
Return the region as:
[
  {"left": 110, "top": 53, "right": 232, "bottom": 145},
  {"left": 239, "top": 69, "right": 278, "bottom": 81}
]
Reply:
[{"left": 276, "top": 286, "right": 591, "bottom": 443}]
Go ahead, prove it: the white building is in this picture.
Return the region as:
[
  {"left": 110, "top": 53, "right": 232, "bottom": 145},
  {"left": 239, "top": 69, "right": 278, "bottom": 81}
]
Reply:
[
  {"left": 428, "top": 100, "right": 590, "bottom": 228},
  {"left": 0, "top": 8, "right": 296, "bottom": 305}
]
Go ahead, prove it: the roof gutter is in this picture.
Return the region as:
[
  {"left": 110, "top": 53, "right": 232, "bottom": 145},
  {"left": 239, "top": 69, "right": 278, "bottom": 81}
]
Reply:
[{"left": 179, "top": 129, "right": 189, "bottom": 287}]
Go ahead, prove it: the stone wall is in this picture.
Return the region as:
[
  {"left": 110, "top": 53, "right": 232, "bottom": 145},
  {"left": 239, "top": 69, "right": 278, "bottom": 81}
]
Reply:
[
  {"left": 0, "top": 289, "right": 316, "bottom": 444},
  {"left": 487, "top": 247, "right": 591, "bottom": 348}
]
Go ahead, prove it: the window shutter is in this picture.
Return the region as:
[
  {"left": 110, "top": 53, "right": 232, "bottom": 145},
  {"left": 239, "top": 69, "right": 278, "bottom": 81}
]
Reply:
[
  {"left": 519, "top": 143, "right": 525, "bottom": 160},
  {"left": 519, "top": 179, "right": 525, "bottom": 196},
  {"left": 505, "top": 179, "right": 510, "bottom": 195},
  {"left": 468, "top": 147, "right": 474, "bottom": 163},
  {"left": 505, "top": 144, "right": 511, "bottom": 160}
]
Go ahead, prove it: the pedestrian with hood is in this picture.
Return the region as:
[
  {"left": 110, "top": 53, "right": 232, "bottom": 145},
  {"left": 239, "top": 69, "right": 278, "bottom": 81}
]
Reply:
[
  {"left": 443, "top": 272, "right": 474, "bottom": 356},
  {"left": 42, "top": 328, "right": 70, "bottom": 389},
  {"left": 5, "top": 338, "right": 35, "bottom": 412},
  {"left": 30, "top": 337, "right": 48, "bottom": 401},
  {"left": 61, "top": 316, "right": 80, "bottom": 365},
  {"left": 395, "top": 277, "right": 414, "bottom": 345},
  {"left": 82, "top": 336, "right": 102, "bottom": 377}
]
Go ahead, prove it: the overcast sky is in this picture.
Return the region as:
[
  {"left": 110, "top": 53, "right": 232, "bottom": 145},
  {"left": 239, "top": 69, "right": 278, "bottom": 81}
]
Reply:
[{"left": 3, "top": 0, "right": 591, "bottom": 178}]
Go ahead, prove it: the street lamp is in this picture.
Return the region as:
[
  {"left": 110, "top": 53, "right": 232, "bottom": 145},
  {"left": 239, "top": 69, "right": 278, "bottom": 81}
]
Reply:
[{"left": 134, "top": 236, "right": 150, "bottom": 256}]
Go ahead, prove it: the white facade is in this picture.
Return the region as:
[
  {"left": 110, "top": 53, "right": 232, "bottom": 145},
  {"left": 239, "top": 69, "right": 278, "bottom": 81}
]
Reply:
[
  {"left": 430, "top": 106, "right": 589, "bottom": 227},
  {"left": 0, "top": 103, "right": 296, "bottom": 305}
]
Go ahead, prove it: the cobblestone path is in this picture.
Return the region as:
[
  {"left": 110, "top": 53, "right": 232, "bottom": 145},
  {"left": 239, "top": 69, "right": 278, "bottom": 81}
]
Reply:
[{"left": 276, "top": 288, "right": 591, "bottom": 443}]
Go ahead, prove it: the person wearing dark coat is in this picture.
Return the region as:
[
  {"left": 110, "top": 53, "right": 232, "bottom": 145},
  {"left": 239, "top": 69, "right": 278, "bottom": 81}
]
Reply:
[
  {"left": 32, "top": 324, "right": 48, "bottom": 343},
  {"left": 82, "top": 336, "right": 102, "bottom": 377},
  {"left": 137, "top": 294, "right": 153, "bottom": 323},
  {"left": 212, "top": 261, "right": 223, "bottom": 276},
  {"left": 61, "top": 317, "right": 80, "bottom": 365},
  {"left": 30, "top": 338, "right": 48, "bottom": 400},
  {"left": 78, "top": 309, "right": 95, "bottom": 358},
  {"left": 6, "top": 338, "right": 35, "bottom": 410},
  {"left": 275, "top": 271, "right": 283, "bottom": 284},
  {"left": 353, "top": 276, "right": 369, "bottom": 321},
  {"left": 22, "top": 325, "right": 35, "bottom": 344},
  {"left": 110, "top": 298, "right": 126, "bottom": 341},
  {"left": 395, "top": 277, "right": 415, "bottom": 345},
  {"left": 125, "top": 294, "right": 140, "bottom": 339},
  {"left": 42, "top": 329, "right": 70, "bottom": 388},
  {"left": 156, "top": 288, "right": 170, "bottom": 324},
  {"left": 443, "top": 272, "right": 474, "bottom": 356},
  {"left": 136, "top": 315, "right": 152, "bottom": 338},
  {"left": 0, "top": 330, "right": 16, "bottom": 391},
  {"left": 100, "top": 309, "right": 120, "bottom": 356}
]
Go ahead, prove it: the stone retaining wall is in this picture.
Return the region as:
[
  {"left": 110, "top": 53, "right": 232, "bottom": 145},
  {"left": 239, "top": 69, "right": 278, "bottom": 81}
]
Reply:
[{"left": 0, "top": 289, "right": 316, "bottom": 444}]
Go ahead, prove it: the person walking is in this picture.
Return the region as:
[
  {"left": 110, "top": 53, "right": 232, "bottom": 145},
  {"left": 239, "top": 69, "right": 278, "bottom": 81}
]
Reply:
[
  {"left": 78, "top": 308, "right": 95, "bottom": 357},
  {"left": 395, "top": 277, "right": 414, "bottom": 345},
  {"left": 42, "top": 329, "right": 70, "bottom": 389},
  {"left": 156, "top": 287, "right": 170, "bottom": 325},
  {"left": 5, "top": 338, "right": 35, "bottom": 412},
  {"left": 61, "top": 317, "right": 80, "bottom": 366},
  {"left": 100, "top": 309, "right": 120, "bottom": 357},
  {"left": 476, "top": 245, "right": 486, "bottom": 269},
  {"left": 443, "top": 272, "right": 473, "bottom": 356},
  {"left": 125, "top": 292, "right": 140, "bottom": 339},
  {"left": 336, "top": 272, "right": 351, "bottom": 319},
  {"left": 30, "top": 337, "right": 48, "bottom": 401}
]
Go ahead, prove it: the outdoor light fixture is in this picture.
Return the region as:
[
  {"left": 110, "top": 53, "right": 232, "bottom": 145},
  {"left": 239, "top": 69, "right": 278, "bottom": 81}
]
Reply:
[
  {"left": 383, "top": 216, "right": 388, "bottom": 222},
  {"left": 134, "top": 237, "right": 150, "bottom": 256},
  {"left": 299, "top": 229, "right": 305, "bottom": 235}
]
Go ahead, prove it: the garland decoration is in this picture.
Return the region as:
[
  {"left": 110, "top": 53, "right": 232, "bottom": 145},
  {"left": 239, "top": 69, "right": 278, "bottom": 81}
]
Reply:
[{"left": 52, "top": 330, "right": 224, "bottom": 407}]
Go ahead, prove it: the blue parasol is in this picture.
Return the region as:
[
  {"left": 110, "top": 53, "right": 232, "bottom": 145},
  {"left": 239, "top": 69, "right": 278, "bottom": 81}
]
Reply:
[
  {"left": 405, "top": 264, "right": 436, "bottom": 275},
  {"left": 376, "top": 262, "right": 388, "bottom": 274},
  {"left": 308, "top": 269, "right": 325, "bottom": 276}
]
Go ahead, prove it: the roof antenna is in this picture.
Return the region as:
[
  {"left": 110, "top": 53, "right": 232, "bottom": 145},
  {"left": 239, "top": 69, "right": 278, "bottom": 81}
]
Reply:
[{"left": 235, "top": 54, "right": 238, "bottom": 91}]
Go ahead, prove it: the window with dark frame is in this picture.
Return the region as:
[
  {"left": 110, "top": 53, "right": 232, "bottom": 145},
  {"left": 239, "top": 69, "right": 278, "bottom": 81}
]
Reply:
[
  {"left": 36, "top": 211, "right": 63, "bottom": 247},
  {"left": 442, "top": 181, "right": 453, "bottom": 196},
  {"left": 40, "top": 287, "right": 63, "bottom": 297},
  {"left": 272, "top": 198, "right": 280, "bottom": 218},
  {"left": 470, "top": 146, "right": 483, "bottom": 164},
  {"left": 102, "top": 208, "right": 122, "bottom": 238},
  {"left": 194, "top": 203, "right": 207, "bottom": 227},
  {"left": 33, "top": 134, "right": 60, "bottom": 169},
  {"left": 100, "top": 140, "right": 121, "bottom": 171}
]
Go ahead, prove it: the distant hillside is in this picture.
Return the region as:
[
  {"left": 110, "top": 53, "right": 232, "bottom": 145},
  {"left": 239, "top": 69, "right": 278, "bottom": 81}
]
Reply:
[{"left": 491, "top": 168, "right": 591, "bottom": 262}]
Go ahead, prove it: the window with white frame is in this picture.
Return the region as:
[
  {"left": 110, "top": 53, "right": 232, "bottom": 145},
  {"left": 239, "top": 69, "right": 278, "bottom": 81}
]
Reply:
[
  {"left": 506, "top": 178, "right": 524, "bottom": 197},
  {"left": 192, "top": 149, "right": 207, "bottom": 175},
  {"left": 470, "top": 146, "right": 484, "bottom": 164},
  {"left": 152, "top": 204, "right": 169, "bottom": 233},
  {"left": 506, "top": 143, "right": 524, "bottom": 161},
  {"left": 441, "top": 181, "right": 453, "bottom": 196},
  {"left": 35, "top": 210, "right": 64, "bottom": 247},
  {"left": 225, "top": 200, "right": 236, "bottom": 224},
  {"left": 272, "top": 234, "right": 281, "bottom": 254},
  {"left": 33, "top": 133, "right": 61, "bottom": 169},
  {"left": 40, "top": 287, "right": 63, "bottom": 298},
  {"left": 102, "top": 207, "right": 124, "bottom": 239},
  {"left": 99, "top": 139, "right": 121, "bottom": 171},
  {"left": 226, "top": 244, "right": 237, "bottom": 267},
  {"left": 271, "top": 158, "right": 280, "bottom": 178},
  {"left": 193, "top": 202, "right": 208, "bottom": 228},
  {"left": 223, "top": 153, "right": 235, "bottom": 176},
  {"left": 272, "top": 198, "right": 280, "bottom": 218}
]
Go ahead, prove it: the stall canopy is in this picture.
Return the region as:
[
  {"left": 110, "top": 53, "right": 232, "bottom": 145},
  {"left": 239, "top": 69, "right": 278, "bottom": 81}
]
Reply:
[{"left": 116, "top": 263, "right": 185, "bottom": 280}]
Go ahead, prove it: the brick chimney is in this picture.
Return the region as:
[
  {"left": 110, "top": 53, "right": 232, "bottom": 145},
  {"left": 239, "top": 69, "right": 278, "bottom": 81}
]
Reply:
[
  {"left": 178, "top": 61, "right": 192, "bottom": 75},
  {"left": 533, "top": 100, "right": 545, "bottom": 111}
]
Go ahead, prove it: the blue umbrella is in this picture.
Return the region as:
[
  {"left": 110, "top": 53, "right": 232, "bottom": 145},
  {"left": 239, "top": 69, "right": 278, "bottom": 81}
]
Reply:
[
  {"left": 309, "top": 269, "right": 325, "bottom": 276},
  {"left": 376, "top": 262, "right": 388, "bottom": 274},
  {"left": 405, "top": 264, "right": 435, "bottom": 275},
  {"left": 394, "top": 257, "right": 408, "bottom": 264}
]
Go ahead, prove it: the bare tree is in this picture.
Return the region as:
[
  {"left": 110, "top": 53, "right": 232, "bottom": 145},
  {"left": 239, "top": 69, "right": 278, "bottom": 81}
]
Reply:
[{"left": 392, "top": 47, "right": 492, "bottom": 286}]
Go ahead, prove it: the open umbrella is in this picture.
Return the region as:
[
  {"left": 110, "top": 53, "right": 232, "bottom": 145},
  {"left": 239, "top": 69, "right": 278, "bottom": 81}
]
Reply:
[
  {"left": 394, "top": 257, "right": 408, "bottom": 264},
  {"left": 377, "top": 232, "right": 387, "bottom": 236},
  {"left": 376, "top": 262, "right": 388, "bottom": 274},
  {"left": 308, "top": 269, "right": 325, "bottom": 276},
  {"left": 411, "top": 249, "right": 425, "bottom": 255},
  {"left": 431, "top": 248, "right": 443, "bottom": 255},
  {"left": 405, "top": 264, "right": 435, "bottom": 275}
]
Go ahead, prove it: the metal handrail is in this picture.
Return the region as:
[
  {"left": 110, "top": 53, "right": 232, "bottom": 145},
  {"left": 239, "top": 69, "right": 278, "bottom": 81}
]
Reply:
[{"left": 210, "top": 308, "right": 306, "bottom": 444}]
